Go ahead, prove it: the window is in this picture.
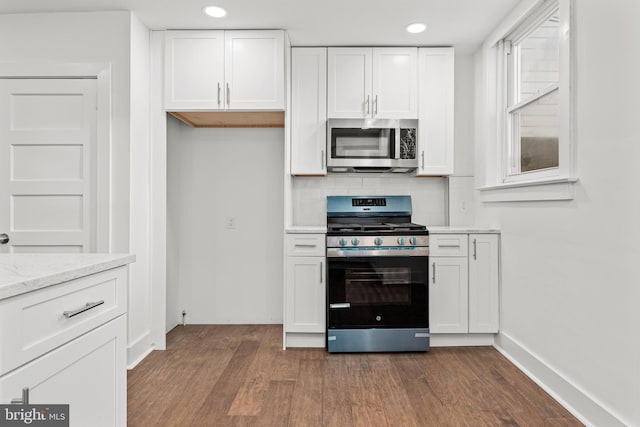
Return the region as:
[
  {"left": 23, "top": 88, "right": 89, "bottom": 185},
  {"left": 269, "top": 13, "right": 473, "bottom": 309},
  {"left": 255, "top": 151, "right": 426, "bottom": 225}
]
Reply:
[
  {"left": 506, "top": 6, "right": 560, "bottom": 178},
  {"left": 479, "top": 0, "right": 575, "bottom": 201}
]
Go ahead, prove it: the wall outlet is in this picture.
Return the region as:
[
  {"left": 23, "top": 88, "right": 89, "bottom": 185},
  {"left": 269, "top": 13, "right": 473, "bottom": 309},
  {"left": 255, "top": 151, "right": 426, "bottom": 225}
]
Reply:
[{"left": 226, "top": 216, "right": 237, "bottom": 229}]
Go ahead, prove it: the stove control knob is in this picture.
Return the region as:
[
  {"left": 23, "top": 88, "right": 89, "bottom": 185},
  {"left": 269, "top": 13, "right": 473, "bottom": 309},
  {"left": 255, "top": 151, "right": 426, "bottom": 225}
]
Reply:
[
  {"left": 409, "top": 237, "right": 418, "bottom": 246},
  {"left": 351, "top": 238, "right": 360, "bottom": 246},
  {"left": 397, "top": 237, "right": 406, "bottom": 246},
  {"left": 374, "top": 237, "right": 383, "bottom": 246},
  {"left": 339, "top": 238, "right": 348, "bottom": 247}
]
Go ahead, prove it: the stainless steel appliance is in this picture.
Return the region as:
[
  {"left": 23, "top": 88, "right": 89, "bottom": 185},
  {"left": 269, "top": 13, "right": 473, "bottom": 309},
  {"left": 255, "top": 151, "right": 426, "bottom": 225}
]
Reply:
[
  {"left": 327, "top": 119, "right": 418, "bottom": 173},
  {"left": 326, "top": 195, "right": 429, "bottom": 352}
]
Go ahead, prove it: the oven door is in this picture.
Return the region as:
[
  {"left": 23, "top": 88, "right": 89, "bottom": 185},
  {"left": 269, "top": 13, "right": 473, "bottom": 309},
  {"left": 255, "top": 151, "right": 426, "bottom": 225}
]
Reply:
[{"left": 327, "top": 255, "right": 428, "bottom": 329}]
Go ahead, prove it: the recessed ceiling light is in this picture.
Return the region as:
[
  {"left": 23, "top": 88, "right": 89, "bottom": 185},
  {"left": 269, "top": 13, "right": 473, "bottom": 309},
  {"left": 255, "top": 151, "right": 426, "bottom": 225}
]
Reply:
[
  {"left": 203, "top": 6, "right": 227, "bottom": 18},
  {"left": 406, "top": 23, "right": 427, "bottom": 34}
]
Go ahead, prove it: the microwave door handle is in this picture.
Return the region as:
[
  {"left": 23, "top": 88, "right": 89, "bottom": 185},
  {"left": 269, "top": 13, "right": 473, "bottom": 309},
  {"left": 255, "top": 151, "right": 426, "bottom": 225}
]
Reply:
[{"left": 394, "top": 126, "right": 401, "bottom": 159}]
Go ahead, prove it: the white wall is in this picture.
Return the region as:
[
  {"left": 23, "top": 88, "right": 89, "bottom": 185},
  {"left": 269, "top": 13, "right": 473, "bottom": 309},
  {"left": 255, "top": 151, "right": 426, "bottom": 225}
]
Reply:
[
  {"left": 449, "top": 53, "right": 477, "bottom": 226},
  {"left": 0, "top": 11, "right": 156, "bottom": 367},
  {"left": 128, "top": 14, "right": 154, "bottom": 366},
  {"left": 167, "top": 117, "right": 284, "bottom": 325},
  {"left": 291, "top": 175, "right": 446, "bottom": 226},
  {"left": 475, "top": 1, "right": 640, "bottom": 425}
]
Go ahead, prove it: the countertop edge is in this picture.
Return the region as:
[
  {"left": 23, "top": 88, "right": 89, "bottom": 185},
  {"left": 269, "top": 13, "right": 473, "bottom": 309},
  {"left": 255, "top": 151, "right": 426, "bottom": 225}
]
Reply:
[
  {"left": 285, "top": 226, "right": 327, "bottom": 234},
  {"left": 426, "top": 226, "right": 501, "bottom": 234},
  {"left": 0, "top": 254, "right": 136, "bottom": 301}
]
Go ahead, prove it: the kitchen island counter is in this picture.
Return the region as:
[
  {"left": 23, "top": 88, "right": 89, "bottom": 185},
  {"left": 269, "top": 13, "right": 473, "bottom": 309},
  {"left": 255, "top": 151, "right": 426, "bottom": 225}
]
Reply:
[{"left": 0, "top": 253, "right": 135, "bottom": 301}]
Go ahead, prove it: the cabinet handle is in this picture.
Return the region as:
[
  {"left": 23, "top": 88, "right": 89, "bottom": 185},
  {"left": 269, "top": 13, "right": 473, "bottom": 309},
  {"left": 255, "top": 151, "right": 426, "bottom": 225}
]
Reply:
[
  {"left": 432, "top": 262, "right": 436, "bottom": 284},
  {"left": 421, "top": 151, "right": 425, "bottom": 170},
  {"left": 473, "top": 239, "right": 477, "bottom": 260},
  {"left": 320, "top": 261, "right": 323, "bottom": 283},
  {"left": 63, "top": 300, "right": 105, "bottom": 318},
  {"left": 226, "top": 83, "right": 230, "bottom": 107},
  {"left": 438, "top": 244, "right": 461, "bottom": 248},
  {"left": 321, "top": 150, "right": 325, "bottom": 170},
  {"left": 217, "top": 82, "right": 221, "bottom": 106},
  {"left": 11, "top": 388, "right": 29, "bottom": 405},
  {"left": 365, "top": 95, "right": 370, "bottom": 116},
  {"left": 374, "top": 95, "right": 378, "bottom": 117}
]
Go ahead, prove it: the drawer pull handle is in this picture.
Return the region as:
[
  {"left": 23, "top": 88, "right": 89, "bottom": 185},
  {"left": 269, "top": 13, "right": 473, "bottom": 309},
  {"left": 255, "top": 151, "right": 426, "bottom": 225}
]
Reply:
[
  {"left": 63, "top": 300, "right": 105, "bottom": 318},
  {"left": 294, "top": 244, "right": 317, "bottom": 248},
  {"left": 438, "top": 244, "right": 461, "bottom": 248}
]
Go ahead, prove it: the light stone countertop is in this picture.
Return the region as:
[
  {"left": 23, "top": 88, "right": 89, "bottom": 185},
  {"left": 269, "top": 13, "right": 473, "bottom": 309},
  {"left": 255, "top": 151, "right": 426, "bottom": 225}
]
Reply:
[
  {"left": 285, "top": 226, "right": 327, "bottom": 234},
  {"left": 427, "top": 226, "right": 500, "bottom": 234},
  {"left": 0, "top": 253, "right": 136, "bottom": 301}
]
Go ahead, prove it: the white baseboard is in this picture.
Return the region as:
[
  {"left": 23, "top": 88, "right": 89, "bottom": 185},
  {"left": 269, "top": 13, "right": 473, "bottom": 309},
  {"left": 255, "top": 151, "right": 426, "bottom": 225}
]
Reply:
[
  {"left": 431, "top": 333, "right": 494, "bottom": 347},
  {"left": 494, "top": 332, "right": 629, "bottom": 427},
  {"left": 127, "top": 331, "right": 153, "bottom": 369}
]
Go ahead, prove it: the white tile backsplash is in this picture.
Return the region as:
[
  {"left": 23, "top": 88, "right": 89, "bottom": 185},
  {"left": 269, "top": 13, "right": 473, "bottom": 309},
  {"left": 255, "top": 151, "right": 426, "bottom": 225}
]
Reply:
[{"left": 291, "top": 174, "right": 447, "bottom": 226}]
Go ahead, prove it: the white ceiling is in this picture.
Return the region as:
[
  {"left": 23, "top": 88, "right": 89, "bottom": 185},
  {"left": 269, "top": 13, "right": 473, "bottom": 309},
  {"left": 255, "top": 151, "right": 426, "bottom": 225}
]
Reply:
[{"left": 0, "top": 0, "right": 518, "bottom": 53}]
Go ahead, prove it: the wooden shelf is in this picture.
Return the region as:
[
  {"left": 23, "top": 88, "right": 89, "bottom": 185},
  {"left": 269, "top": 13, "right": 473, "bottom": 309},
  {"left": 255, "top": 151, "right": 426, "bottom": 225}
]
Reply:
[{"left": 169, "top": 111, "right": 285, "bottom": 128}]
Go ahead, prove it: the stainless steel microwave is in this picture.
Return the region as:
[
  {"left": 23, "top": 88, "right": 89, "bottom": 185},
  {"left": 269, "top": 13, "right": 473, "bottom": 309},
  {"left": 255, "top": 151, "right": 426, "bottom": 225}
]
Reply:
[{"left": 327, "top": 119, "right": 418, "bottom": 173}]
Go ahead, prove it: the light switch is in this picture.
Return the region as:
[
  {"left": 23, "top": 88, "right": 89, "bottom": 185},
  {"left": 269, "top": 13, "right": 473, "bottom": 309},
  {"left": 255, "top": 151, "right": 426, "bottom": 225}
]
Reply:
[{"left": 226, "top": 216, "right": 237, "bottom": 229}]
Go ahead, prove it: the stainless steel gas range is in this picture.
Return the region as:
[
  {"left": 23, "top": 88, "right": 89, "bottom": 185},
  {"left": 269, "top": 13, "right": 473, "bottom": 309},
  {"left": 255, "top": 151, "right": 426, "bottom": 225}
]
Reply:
[{"left": 326, "top": 195, "right": 430, "bottom": 353}]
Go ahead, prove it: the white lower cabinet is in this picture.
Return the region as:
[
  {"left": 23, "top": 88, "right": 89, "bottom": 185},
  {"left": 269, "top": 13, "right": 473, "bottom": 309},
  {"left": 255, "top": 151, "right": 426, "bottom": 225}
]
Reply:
[
  {"left": 0, "top": 266, "right": 129, "bottom": 426},
  {"left": 430, "top": 233, "right": 499, "bottom": 335},
  {"left": 284, "top": 233, "right": 326, "bottom": 346},
  {"left": 0, "top": 316, "right": 127, "bottom": 426},
  {"left": 430, "top": 257, "right": 469, "bottom": 333},
  {"left": 469, "top": 234, "right": 500, "bottom": 333}
]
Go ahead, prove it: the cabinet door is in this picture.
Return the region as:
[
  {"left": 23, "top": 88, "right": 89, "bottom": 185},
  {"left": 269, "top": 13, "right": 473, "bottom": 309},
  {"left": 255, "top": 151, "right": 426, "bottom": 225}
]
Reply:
[
  {"left": 224, "top": 30, "right": 284, "bottom": 110},
  {"left": 372, "top": 48, "right": 418, "bottom": 119},
  {"left": 0, "top": 316, "right": 127, "bottom": 427},
  {"left": 327, "top": 48, "right": 372, "bottom": 118},
  {"left": 417, "top": 47, "right": 454, "bottom": 176},
  {"left": 165, "top": 30, "right": 225, "bottom": 110},
  {"left": 469, "top": 234, "right": 500, "bottom": 333},
  {"left": 291, "top": 48, "right": 327, "bottom": 176},
  {"left": 286, "top": 257, "right": 325, "bottom": 333},
  {"left": 430, "top": 257, "right": 469, "bottom": 333}
]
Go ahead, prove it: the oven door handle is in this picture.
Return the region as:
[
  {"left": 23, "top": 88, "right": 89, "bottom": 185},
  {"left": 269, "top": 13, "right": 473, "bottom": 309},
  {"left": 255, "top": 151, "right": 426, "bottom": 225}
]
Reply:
[
  {"left": 327, "top": 247, "right": 429, "bottom": 257},
  {"left": 329, "top": 303, "right": 351, "bottom": 309}
]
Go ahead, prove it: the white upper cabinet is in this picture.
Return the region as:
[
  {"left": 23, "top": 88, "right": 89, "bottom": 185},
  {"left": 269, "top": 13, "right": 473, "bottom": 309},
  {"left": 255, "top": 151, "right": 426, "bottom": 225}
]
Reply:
[
  {"left": 291, "top": 48, "right": 327, "bottom": 176},
  {"left": 165, "top": 30, "right": 284, "bottom": 111},
  {"left": 417, "top": 47, "right": 455, "bottom": 176},
  {"left": 327, "top": 48, "right": 371, "bottom": 118},
  {"left": 225, "top": 31, "right": 285, "bottom": 110},
  {"left": 327, "top": 47, "right": 417, "bottom": 119},
  {"left": 372, "top": 48, "right": 418, "bottom": 118}
]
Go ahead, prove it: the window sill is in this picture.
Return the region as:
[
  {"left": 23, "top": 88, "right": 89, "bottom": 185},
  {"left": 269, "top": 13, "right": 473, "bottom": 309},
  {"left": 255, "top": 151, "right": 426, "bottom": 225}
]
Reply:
[{"left": 478, "top": 177, "right": 578, "bottom": 202}]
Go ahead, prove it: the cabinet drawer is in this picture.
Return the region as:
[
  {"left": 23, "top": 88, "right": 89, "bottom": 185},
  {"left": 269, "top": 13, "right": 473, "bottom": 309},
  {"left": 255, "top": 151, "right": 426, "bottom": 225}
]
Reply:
[
  {"left": 429, "top": 234, "right": 468, "bottom": 257},
  {"left": 286, "top": 234, "right": 326, "bottom": 256},
  {"left": 0, "top": 267, "right": 127, "bottom": 374}
]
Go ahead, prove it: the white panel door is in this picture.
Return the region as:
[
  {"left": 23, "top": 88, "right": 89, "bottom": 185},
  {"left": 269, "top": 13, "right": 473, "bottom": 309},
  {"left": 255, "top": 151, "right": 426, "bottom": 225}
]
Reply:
[
  {"left": 0, "top": 79, "right": 97, "bottom": 253},
  {"left": 430, "top": 257, "right": 469, "bottom": 333},
  {"left": 327, "top": 48, "right": 372, "bottom": 118},
  {"left": 469, "top": 234, "right": 500, "bottom": 333},
  {"left": 224, "top": 30, "right": 284, "bottom": 110},
  {"left": 291, "top": 48, "right": 327, "bottom": 176},
  {"left": 164, "top": 30, "right": 225, "bottom": 110},
  {"left": 372, "top": 48, "right": 418, "bottom": 119}
]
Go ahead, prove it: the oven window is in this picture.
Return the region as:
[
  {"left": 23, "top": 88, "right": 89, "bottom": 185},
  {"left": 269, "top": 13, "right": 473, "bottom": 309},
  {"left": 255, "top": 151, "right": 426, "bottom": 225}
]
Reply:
[{"left": 344, "top": 267, "right": 411, "bottom": 305}]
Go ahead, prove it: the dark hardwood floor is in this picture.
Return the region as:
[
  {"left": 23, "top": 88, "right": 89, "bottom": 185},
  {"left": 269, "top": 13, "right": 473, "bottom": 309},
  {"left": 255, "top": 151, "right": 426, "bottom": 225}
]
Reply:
[{"left": 128, "top": 325, "right": 583, "bottom": 426}]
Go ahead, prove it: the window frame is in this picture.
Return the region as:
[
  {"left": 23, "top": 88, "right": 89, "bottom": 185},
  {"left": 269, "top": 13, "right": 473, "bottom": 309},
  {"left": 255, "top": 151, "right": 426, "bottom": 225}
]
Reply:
[
  {"left": 504, "top": 0, "right": 562, "bottom": 182},
  {"left": 479, "top": 0, "right": 576, "bottom": 202}
]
